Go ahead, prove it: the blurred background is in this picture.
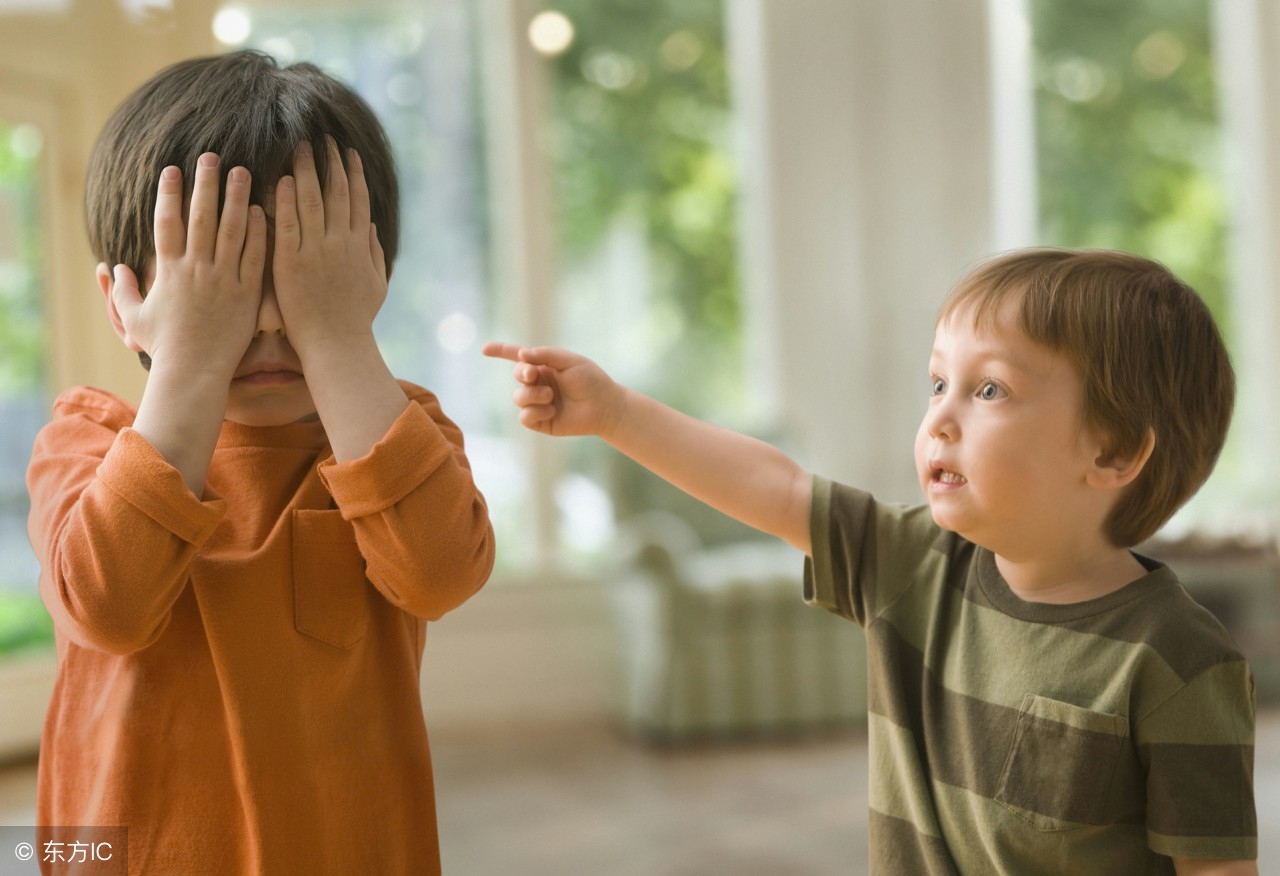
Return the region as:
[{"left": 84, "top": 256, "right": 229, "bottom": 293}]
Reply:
[{"left": 1, "top": 0, "right": 1278, "bottom": 873}]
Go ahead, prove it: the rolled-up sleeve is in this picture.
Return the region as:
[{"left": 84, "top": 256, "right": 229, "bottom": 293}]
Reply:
[
  {"left": 317, "top": 391, "right": 494, "bottom": 620},
  {"left": 28, "top": 407, "right": 225, "bottom": 655}
]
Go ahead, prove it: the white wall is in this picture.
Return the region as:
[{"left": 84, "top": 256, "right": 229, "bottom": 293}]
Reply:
[
  {"left": 420, "top": 582, "right": 616, "bottom": 730},
  {"left": 729, "top": 0, "right": 1015, "bottom": 502},
  {"left": 1213, "top": 0, "right": 1280, "bottom": 500}
]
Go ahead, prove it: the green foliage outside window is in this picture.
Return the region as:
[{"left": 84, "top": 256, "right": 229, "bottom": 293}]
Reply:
[
  {"left": 0, "top": 122, "right": 44, "bottom": 394},
  {"left": 0, "top": 121, "right": 49, "bottom": 655},
  {"left": 545, "top": 0, "right": 742, "bottom": 420},
  {"left": 0, "top": 593, "right": 53, "bottom": 656},
  {"left": 1031, "top": 0, "right": 1227, "bottom": 331}
]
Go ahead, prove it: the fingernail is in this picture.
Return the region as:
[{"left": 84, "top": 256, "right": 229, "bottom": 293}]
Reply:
[
  {"left": 199, "top": 153, "right": 219, "bottom": 168},
  {"left": 296, "top": 141, "right": 312, "bottom": 159},
  {"left": 229, "top": 166, "right": 248, "bottom": 183},
  {"left": 161, "top": 166, "right": 179, "bottom": 181}
]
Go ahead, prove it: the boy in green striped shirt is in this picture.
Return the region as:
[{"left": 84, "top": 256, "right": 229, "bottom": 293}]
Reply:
[{"left": 486, "top": 248, "right": 1256, "bottom": 875}]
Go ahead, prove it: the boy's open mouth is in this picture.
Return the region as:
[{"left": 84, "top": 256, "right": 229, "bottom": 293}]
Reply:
[{"left": 930, "top": 465, "right": 967, "bottom": 486}]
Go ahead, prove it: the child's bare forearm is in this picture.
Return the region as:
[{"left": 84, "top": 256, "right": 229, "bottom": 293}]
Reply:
[
  {"left": 131, "top": 361, "right": 231, "bottom": 497},
  {"left": 297, "top": 334, "right": 409, "bottom": 462},
  {"left": 1173, "top": 858, "right": 1258, "bottom": 876},
  {"left": 604, "top": 387, "right": 813, "bottom": 554},
  {"left": 487, "top": 342, "right": 814, "bottom": 553}
]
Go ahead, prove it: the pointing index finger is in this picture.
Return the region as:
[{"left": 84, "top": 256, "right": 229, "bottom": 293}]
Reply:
[
  {"left": 514, "top": 346, "right": 586, "bottom": 370},
  {"left": 482, "top": 341, "right": 523, "bottom": 362}
]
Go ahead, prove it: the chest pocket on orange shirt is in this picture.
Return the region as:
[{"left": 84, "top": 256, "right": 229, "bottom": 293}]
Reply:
[
  {"left": 292, "top": 509, "right": 371, "bottom": 650},
  {"left": 995, "top": 693, "right": 1127, "bottom": 831}
]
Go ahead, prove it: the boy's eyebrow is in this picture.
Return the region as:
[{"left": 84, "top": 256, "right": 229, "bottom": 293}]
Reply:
[{"left": 929, "top": 342, "right": 1037, "bottom": 377}]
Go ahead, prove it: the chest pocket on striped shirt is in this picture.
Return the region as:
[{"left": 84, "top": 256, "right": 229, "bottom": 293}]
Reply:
[
  {"left": 292, "top": 509, "right": 371, "bottom": 650},
  {"left": 995, "top": 694, "right": 1127, "bottom": 832}
]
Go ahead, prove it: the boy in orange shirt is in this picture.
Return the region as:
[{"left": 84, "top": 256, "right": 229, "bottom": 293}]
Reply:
[{"left": 26, "top": 51, "right": 494, "bottom": 874}]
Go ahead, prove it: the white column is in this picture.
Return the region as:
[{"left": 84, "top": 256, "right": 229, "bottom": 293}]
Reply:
[
  {"left": 477, "top": 0, "right": 562, "bottom": 569},
  {"left": 1213, "top": 0, "right": 1280, "bottom": 502},
  {"left": 728, "top": 0, "right": 1016, "bottom": 502},
  {"left": 988, "top": 0, "right": 1039, "bottom": 251}
]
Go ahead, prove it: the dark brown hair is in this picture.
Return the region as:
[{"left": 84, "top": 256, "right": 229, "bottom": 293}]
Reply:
[
  {"left": 86, "top": 50, "right": 399, "bottom": 361},
  {"left": 939, "top": 248, "right": 1235, "bottom": 547}
]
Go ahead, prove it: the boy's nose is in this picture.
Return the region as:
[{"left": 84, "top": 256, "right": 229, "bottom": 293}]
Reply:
[
  {"left": 256, "top": 281, "right": 285, "bottom": 337},
  {"left": 252, "top": 219, "right": 284, "bottom": 337},
  {"left": 924, "top": 398, "right": 959, "bottom": 441}
]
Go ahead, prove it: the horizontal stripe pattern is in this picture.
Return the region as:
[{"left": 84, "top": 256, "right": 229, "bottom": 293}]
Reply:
[
  {"left": 929, "top": 779, "right": 1163, "bottom": 876},
  {"left": 807, "top": 477, "right": 1257, "bottom": 872},
  {"left": 865, "top": 617, "right": 1148, "bottom": 828},
  {"left": 868, "top": 810, "right": 959, "bottom": 876},
  {"left": 1144, "top": 742, "right": 1256, "bottom": 837}
]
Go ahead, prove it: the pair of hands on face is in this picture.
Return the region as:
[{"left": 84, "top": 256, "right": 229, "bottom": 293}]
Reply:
[
  {"left": 108, "top": 134, "right": 602, "bottom": 438},
  {"left": 111, "top": 138, "right": 387, "bottom": 380}
]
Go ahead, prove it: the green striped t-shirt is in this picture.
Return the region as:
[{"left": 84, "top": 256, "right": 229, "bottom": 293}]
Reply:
[{"left": 804, "top": 478, "right": 1256, "bottom": 874}]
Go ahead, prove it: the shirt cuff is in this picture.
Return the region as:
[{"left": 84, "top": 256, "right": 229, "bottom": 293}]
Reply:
[
  {"left": 317, "top": 401, "right": 455, "bottom": 519},
  {"left": 96, "top": 428, "right": 226, "bottom": 545},
  {"left": 803, "top": 476, "right": 837, "bottom": 609}
]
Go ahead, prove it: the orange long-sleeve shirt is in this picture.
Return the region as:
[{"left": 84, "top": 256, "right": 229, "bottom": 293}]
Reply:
[{"left": 26, "top": 381, "right": 494, "bottom": 875}]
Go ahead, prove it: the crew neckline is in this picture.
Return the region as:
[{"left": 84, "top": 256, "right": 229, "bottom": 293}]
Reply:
[
  {"left": 974, "top": 547, "right": 1177, "bottom": 623},
  {"left": 216, "top": 417, "right": 330, "bottom": 451}
]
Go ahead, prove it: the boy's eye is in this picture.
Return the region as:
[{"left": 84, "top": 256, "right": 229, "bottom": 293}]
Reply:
[
  {"left": 978, "top": 381, "right": 1006, "bottom": 401},
  {"left": 930, "top": 377, "right": 946, "bottom": 396}
]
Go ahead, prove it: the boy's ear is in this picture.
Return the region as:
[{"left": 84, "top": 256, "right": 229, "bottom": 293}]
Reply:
[
  {"left": 1088, "top": 428, "right": 1156, "bottom": 491},
  {"left": 96, "top": 262, "right": 143, "bottom": 352}
]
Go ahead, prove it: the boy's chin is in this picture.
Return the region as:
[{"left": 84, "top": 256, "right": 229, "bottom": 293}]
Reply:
[
  {"left": 926, "top": 503, "right": 967, "bottom": 538},
  {"left": 223, "top": 394, "right": 319, "bottom": 428},
  {"left": 928, "top": 506, "right": 1001, "bottom": 554},
  {"left": 225, "top": 410, "right": 321, "bottom": 427}
]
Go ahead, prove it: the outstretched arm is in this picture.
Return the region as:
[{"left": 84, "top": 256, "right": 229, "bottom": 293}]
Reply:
[{"left": 483, "top": 343, "right": 812, "bottom": 554}]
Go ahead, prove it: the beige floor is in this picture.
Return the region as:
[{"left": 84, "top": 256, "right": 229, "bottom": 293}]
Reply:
[{"left": 2, "top": 710, "right": 1277, "bottom": 875}]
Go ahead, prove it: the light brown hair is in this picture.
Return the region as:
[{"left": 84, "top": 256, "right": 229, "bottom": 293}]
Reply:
[
  {"left": 939, "top": 248, "right": 1234, "bottom": 547},
  {"left": 86, "top": 50, "right": 399, "bottom": 366}
]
